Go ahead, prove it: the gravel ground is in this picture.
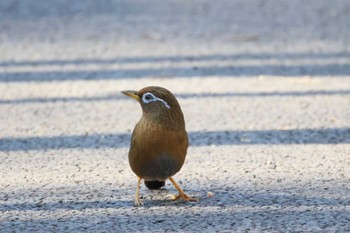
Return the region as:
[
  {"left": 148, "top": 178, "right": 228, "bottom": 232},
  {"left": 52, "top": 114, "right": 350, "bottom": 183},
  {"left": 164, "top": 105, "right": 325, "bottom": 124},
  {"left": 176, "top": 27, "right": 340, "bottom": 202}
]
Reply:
[{"left": 1, "top": 0, "right": 350, "bottom": 232}]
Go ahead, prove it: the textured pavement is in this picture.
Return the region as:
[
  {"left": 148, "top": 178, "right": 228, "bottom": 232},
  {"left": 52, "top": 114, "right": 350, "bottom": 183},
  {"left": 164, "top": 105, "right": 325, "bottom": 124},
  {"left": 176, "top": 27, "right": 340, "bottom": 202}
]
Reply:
[{"left": 1, "top": 0, "right": 350, "bottom": 232}]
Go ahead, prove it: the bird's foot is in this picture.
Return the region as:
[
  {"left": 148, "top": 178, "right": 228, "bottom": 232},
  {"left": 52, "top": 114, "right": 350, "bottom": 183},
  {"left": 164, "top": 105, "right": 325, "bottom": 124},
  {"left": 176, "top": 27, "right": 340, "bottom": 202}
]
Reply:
[
  {"left": 166, "top": 193, "right": 198, "bottom": 202},
  {"left": 134, "top": 195, "right": 144, "bottom": 207}
]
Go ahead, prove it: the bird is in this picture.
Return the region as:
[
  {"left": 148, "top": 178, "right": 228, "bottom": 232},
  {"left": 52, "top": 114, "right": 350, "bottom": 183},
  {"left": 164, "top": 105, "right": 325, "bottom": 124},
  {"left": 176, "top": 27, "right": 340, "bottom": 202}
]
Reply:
[{"left": 121, "top": 86, "right": 198, "bottom": 206}]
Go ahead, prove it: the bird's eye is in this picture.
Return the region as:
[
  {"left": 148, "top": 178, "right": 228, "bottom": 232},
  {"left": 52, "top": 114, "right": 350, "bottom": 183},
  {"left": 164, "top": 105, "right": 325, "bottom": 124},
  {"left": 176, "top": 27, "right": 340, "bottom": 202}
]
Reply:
[
  {"left": 142, "top": 93, "right": 155, "bottom": 103},
  {"left": 145, "top": 94, "right": 152, "bottom": 100}
]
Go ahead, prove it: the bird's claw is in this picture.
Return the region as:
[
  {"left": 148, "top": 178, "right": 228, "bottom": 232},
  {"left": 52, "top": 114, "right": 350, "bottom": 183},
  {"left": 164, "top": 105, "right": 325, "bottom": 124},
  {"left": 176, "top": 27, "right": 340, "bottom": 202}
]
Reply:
[
  {"left": 134, "top": 196, "right": 144, "bottom": 207},
  {"left": 166, "top": 193, "right": 198, "bottom": 202}
]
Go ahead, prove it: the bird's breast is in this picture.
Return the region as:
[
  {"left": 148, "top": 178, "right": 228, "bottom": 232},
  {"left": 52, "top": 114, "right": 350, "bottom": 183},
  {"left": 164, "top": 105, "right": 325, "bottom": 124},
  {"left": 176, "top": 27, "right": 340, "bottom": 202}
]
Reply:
[{"left": 128, "top": 120, "right": 188, "bottom": 180}]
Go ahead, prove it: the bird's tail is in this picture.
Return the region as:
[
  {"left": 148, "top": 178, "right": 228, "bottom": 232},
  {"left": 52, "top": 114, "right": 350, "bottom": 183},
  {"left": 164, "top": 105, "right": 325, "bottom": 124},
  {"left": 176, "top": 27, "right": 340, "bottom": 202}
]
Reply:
[{"left": 144, "top": 180, "right": 165, "bottom": 189}]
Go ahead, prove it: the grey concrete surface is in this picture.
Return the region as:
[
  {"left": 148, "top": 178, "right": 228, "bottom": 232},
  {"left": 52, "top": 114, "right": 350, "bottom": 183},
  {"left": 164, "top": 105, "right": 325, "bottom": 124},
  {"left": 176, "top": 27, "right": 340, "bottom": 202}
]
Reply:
[{"left": 1, "top": 0, "right": 350, "bottom": 232}]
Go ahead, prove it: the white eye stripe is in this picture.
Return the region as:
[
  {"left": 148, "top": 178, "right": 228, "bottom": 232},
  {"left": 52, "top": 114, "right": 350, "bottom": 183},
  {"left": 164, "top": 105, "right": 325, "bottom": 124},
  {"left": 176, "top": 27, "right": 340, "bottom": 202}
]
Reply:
[{"left": 142, "top": 92, "right": 171, "bottom": 109}]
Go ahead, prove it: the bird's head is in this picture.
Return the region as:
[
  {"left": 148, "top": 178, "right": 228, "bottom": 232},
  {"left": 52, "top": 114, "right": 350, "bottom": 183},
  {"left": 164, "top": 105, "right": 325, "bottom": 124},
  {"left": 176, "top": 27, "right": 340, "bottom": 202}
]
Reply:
[{"left": 121, "top": 86, "right": 185, "bottom": 128}]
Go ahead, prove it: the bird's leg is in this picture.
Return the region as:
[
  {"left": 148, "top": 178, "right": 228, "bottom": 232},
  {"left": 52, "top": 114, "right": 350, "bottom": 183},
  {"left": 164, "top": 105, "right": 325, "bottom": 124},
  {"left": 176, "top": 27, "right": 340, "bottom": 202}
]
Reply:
[
  {"left": 167, "top": 177, "right": 198, "bottom": 202},
  {"left": 134, "top": 177, "right": 143, "bottom": 206}
]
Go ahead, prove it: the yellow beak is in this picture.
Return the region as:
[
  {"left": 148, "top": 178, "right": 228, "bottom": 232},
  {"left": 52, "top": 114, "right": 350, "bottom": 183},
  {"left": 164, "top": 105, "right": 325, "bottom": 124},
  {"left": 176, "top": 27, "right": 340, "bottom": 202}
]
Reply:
[{"left": 121, "top": 90, "right": 140, "bottom": 102}]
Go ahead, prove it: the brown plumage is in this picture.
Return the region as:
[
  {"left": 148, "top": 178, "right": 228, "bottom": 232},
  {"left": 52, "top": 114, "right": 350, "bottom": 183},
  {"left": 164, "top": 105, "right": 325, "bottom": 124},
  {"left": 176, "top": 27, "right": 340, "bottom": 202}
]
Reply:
[{"left": 121, "top": 86, "right": 198, "bottom": 206}]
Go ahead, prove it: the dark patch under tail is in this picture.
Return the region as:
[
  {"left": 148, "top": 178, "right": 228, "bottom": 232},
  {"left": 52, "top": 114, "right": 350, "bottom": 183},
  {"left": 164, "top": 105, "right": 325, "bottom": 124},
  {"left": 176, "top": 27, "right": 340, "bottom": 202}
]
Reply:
[{"left": 144, "top": 180, "right": 165, "bottom": 189}]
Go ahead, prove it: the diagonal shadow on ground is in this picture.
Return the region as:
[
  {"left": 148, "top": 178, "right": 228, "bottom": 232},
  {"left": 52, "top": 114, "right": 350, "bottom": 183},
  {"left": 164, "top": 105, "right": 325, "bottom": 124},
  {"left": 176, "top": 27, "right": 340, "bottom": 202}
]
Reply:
[
  {"left": 1, "top": 90, "right": 350, "bottom": 105},
  {"left": 1, "top": 52, "right": 349, "bottom": 67},
  {"left": 1, "top": 128, "right": 349, "bottom": 152},
  {"left": 1, "top": 63, "right": 350, "bottom": 82},
  {"left": 0, "top": 191, "right": 347, "bottom": 211},
  {"left": 1, "top": 207, "right": 348, "bottom": 232}
]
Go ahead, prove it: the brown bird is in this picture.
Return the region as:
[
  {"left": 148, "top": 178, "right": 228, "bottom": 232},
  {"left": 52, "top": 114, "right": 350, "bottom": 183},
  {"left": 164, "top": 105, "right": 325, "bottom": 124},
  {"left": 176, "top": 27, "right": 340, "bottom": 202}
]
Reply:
[{"left": 121, "top": 86, "right": 198, "bottom": 206}]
